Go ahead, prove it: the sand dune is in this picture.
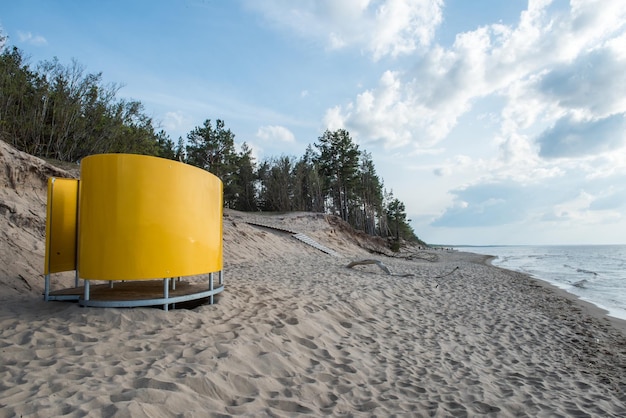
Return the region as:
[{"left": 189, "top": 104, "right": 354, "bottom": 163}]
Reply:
[{"left": 1, "top": 140, "right": 625, "bottom": 417}]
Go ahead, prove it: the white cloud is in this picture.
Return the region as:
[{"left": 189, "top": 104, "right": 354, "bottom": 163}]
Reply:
[
  {"left": 536, "top": 114, "right": 626, "bottom": 159},
  {"left": 539, "top": 48, "right": 626, "bottom": 116},
  {"left": 162, "top": 111, "right": 190, "bottom": 134},
  {"left": 322, "top": 106, "right": 345, "bottom": 132},
  {"left": 17, "top": 31, "right": 47, "bottom": 46},
  {"left": 256, "top": 125, "right": 295, "bottom": 143},
  {"left": 369, "top": 0, "right": 444, "bottom": 59},
  {"left": 324, "top": 25, "right": 495, "bottom": 149},
  {"left": 549, "top": 189, "right": 623, "bottom": 225},
  {"left": 589, "top": 187, "right": 626, "bottom": 211},
  {"left": 325, "top": 0, "right": 626, "bottom": 160},
  {"left": 243, "top": 0, "right": 444, "bottom": 60},
  {"left": 327, "top": 70, "right": 421, "bottom": 149}
]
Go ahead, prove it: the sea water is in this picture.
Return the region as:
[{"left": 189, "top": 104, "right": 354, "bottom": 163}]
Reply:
[{"left": 455, "top": 245, "right": 626, "bottom": 321}]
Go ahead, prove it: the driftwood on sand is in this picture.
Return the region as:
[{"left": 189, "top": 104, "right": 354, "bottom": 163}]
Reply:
[
  {"left": 346, "top": 259, "right": 391, "bottom": 275},
  {"left": 346, "top": 259, "right": 416, "bottom": 277}
]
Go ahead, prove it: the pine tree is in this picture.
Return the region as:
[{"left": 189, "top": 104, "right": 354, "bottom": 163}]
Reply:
[
  {"left": 257, "top": 155, "right": 294, "bottom": 212},
  {"left": 355, "top": 151, "right": 384, "bottom": 235},
  {"left": 292, "top": 145, "right": 324, "bottom": 212},
  {"left": 315, "top": 129, "right": 360, "bottom": 223},
  {"left": 185, "top": 119, "right": 238, "bottom": 205},
  {"left": 233, "top": 142, "right": 258, "bottom": 211}
]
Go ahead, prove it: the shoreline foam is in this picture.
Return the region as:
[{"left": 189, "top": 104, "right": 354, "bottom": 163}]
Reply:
[{"left": 482, "top": 252, "right": 626, "bottom": 336}]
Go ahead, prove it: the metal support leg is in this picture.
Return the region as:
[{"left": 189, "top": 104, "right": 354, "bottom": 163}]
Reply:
[
  {"left": 74, "top": 270, "right": 79, "bottom": 288},
  {"left": 109, "top": 281, "right": 114, "bottom": 289},
  {"left": 219, "top": 270, "right": 223, "bottom": 286},
  {"left": 209, "top": 273, "right": 214, "bottom": 305},
  {"left": 163, "top": 278, "right": 169, "bottom": 311},
  {"left": 44, "top": 274, "right": 50, "bottom": 301},
  {"left": 171, "top": 278, "right": 176, "bottom": 309},
  {"left": 84, "top": 280, "right": 90, "bottom": 302}
]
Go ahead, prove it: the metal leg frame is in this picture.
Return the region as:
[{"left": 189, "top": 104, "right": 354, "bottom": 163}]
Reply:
[
  {"left": 44, "top": 274, "right": 50, "bottom": 301},
  {"left": 72, "top": 271, "right": 225, "bottom": 310},
  {"left": 84, "top": 280, "right": 90, "bottom": 301},
  {"left": 163, "top": 278, "right": 169, "bottom": 311},
  {"left": 44, "top": 272, "right": 82, "bottom": 302}
]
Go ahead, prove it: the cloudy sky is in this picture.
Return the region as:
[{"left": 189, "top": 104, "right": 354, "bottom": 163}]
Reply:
[{"left": 2, "top": 0, "right": 626, "bottom": 245}]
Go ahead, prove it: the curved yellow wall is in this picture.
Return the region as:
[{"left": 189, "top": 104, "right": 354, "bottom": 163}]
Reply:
[{"left": 78, "top": 154, "right": 223, "bottom": 280}]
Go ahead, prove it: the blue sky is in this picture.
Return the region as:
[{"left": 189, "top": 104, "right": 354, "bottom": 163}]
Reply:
[{"left": 2, "top": 0, "right": 626, "bottom": 245}]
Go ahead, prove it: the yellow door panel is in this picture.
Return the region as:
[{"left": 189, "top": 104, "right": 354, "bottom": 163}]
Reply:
[{"left": 44, "top": 178, "right": 79, "bottom": 274}]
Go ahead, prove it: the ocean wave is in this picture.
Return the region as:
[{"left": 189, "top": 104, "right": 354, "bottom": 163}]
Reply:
[
  {"left": 564, "top": 264, "right": 598, "bottom": 276},
  {"left": 576, "top": 268, "right": 598, "bottom": 276},
  {"left": 465, "top": 245, "right": 626, "bottom": 320}
]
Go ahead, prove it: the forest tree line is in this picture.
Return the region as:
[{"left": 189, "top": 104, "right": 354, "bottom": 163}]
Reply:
[{"left": 0, "top": 42, "right": 423, "bottom": 245}]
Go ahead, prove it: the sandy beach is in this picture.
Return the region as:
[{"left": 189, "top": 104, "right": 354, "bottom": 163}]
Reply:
[{"left": 1, "top": 142, "right": 626, "bottom": 417}]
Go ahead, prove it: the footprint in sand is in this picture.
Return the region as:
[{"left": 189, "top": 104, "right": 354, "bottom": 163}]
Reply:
[
  {"left": 471, "top": 401, "right": 501, "bottom": 414},
  {"left": 296, "top": 337, "right": 318, "bottom": 350},
  {"left": 267, "top": 399, "right": 313, "bottom": 414}
]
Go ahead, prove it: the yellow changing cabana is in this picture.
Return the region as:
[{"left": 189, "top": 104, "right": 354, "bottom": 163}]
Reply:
[{"left": 44, "top": 153, "right": 224, "bottom": 310}]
